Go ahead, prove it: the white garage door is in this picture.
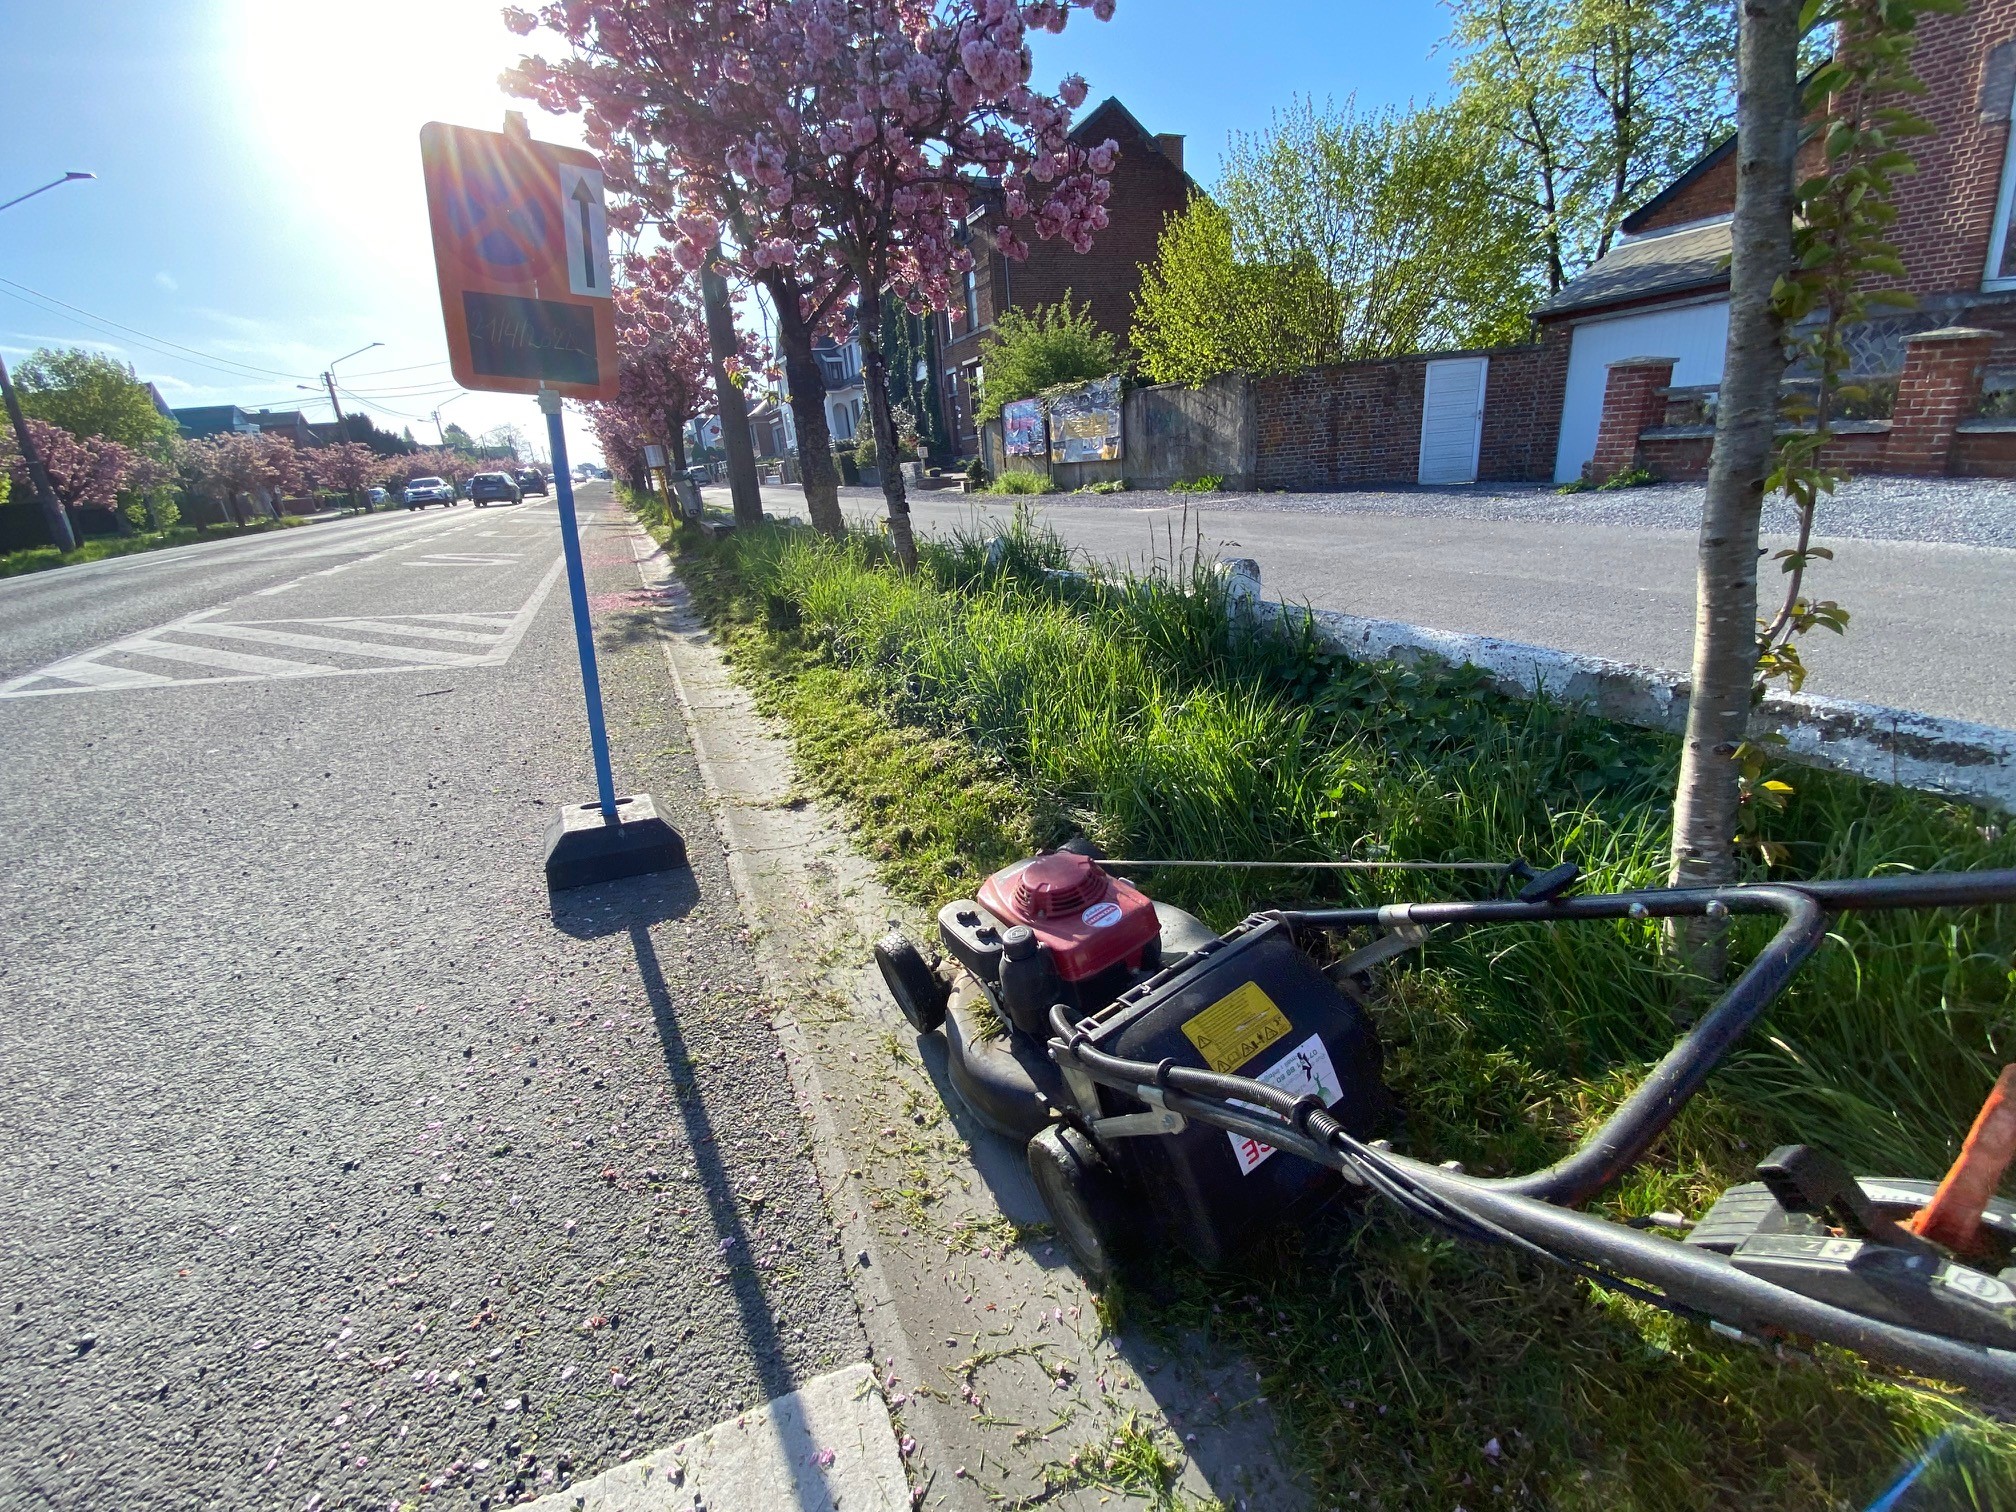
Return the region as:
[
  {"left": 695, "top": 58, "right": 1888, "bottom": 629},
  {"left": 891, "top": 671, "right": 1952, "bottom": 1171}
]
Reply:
[
  {"left": 1419, "top": 356, "right": 1489, "bottom": 485},
  {"left": 1554, "top": 298, "right": 1731, "bottom": 483}
]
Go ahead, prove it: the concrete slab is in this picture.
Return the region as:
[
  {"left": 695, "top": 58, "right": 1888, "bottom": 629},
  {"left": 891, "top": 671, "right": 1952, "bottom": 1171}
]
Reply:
[{"left": 522, "top": 1364, "right": 908, "bottom": 1512}]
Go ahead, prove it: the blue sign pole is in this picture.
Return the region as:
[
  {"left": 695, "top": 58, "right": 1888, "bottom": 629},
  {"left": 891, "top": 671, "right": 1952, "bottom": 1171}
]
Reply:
[{"left": 539, "top": 387, "right": 620, "bottom": 827}]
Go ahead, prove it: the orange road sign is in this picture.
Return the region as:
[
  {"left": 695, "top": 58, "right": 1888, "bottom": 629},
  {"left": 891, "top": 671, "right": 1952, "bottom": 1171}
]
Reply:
[{"left": 419, "top": 122, "right": 618, "bottom": 400}]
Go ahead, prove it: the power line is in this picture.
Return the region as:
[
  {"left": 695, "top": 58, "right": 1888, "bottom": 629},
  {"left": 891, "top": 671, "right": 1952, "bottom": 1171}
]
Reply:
[
  {"left": 342, "top": 356, "right": 453, "bottom": 376},
  {"left": 0, "top": 286, "right": 315, "bottom": 389},
  {"left": 0, "top": 276, "right": 320, "bottom": 382}
]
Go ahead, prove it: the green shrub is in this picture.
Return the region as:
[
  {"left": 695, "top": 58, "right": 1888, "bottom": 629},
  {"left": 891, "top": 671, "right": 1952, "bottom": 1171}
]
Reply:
[
  {"left": 1167, "top": 474, "right": 1223, "bottom": 493},
  {"left": 1079, "top": 479, "right": 1128, "bottom": 495},
  {"left": 975, "top": 293, "right": 1125, "bottom": 423},
  {"left": 985, "top": 468, "right": 1053, "bottom": 495}
]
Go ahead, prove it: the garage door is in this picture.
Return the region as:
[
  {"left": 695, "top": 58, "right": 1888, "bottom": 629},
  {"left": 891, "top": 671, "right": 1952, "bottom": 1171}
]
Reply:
[
  {"left": 1418, "top": 356, "right": 1488, "bottom": 485},
  {"left": 1554, "top": 299, "right": 1730, "bottom": 482}
]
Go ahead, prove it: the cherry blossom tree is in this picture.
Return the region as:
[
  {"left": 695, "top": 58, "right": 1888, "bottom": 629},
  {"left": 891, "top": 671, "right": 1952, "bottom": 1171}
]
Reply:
[
  {"left": 179, "top": 433, "right": 300, "bottom": 526},
  {"left": 505, "top": 0, "right": 1120, "bottom": 567},
  {"left": 309, "top": 441, "right": 384, "bottom": 511},
  {"left": 0, "top": 417, "right": 136, "bottom": 533},
  {"left": 589, "top": 252, "right": 770, "bottom": 512}
]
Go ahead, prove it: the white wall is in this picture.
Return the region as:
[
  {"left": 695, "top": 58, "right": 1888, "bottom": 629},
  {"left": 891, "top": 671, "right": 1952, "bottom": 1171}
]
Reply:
[{"left": 1553, "top": 299, "right": 1731, "bottom": 482}]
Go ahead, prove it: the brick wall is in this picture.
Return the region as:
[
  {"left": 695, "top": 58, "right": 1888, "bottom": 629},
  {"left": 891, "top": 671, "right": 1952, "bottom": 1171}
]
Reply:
[
  {"left": 1880, "top": 325, "right": 1996, "bottom": 472},
  {"left": 1634, "top": 6, "right": 2016, "bottom": 299},
  {"left": 1588, "top": 358, "right": 1676, "bottom": 478},
  {"left": 1254, "top": 329, "right": 1569, "bottom": 490},
  {"left": 1883, "top": 3, "right": 2016, "bottom": 298}
]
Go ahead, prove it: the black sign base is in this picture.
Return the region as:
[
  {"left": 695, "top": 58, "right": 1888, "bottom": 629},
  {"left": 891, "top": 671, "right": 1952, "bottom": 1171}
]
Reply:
[{"left": 543, "top": 792, "right": 687, "bottom": 891}]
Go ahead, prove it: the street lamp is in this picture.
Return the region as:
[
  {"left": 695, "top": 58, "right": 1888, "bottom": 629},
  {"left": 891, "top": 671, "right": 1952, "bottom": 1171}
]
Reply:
[
  {"left": 0, "top": 170, "right": 97, "bottom": 552},
  {"left": 432, "top": 392, "right": 471, "bottom": 447},
  {"left": 0, "top": 170, "right": 95, "bottom": 216},
  {"left": 318, "top": 342, "right": 381, "bottom": 509}
]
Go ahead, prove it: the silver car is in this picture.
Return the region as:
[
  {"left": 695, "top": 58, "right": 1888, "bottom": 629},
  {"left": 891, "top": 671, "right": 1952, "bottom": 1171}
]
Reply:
[{"left": 403, "top": 476, "right": 455, "bottom": 509}]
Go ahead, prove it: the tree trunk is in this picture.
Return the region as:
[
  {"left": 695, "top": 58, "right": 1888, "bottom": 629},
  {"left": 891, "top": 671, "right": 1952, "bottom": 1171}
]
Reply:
[
  {"left": 700, "top": 248, "right": 764, "bottom": 530},
  {"left": 854, "top": 281, "right": 917, "bottom": 571},
  {"left": 668, "top": 418, "right": 688, "bottom": 474},
  {"left": 1668, "top": 0, "right": 1804, "bottom": 967},
  {"left": 764, "top": 271, "right": 846, "bottom": 537}
]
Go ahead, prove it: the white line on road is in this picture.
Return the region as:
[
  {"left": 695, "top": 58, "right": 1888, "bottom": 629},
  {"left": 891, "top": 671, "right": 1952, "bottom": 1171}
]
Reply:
[
  {"left": 112, "top": 639, "right": 324, "bottom": 677},
  {"left": 175, "top": 621, "right": 483, "bottom": 665},
  {"left": 23, "top": 657, "right": 176, "bottom": 690},
  {"left": 0, "top": 556, "right": 567, "bottom": 698}
]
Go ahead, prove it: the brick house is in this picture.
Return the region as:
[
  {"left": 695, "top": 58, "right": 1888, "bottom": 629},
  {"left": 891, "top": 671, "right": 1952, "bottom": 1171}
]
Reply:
[
  {"left": 1544, "top": 0, "right": 2016, "bottom": 482},
  {"left": 936, "top": 97, "right": 1194, "bottom": 457}
]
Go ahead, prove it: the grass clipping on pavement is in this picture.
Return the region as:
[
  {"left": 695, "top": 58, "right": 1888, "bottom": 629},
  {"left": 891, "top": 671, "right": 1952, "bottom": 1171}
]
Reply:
[{"left": 647, "top": 497, "right": 2016, "bottom": 1510}]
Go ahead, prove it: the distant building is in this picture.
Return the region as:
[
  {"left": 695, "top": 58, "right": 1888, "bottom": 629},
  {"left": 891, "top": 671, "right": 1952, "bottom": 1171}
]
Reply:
[
  {"left": 936, "top": 97, "right": 1195, "bottom": 456},
  {"left": 814, "top": 333, "right": 866, "bottom": 444},
  {"left": 243, "top": 409, "right": 322, "bottom": 447},
  {"left": 172, "top": 405, "right": 260, "bottom": 440}
]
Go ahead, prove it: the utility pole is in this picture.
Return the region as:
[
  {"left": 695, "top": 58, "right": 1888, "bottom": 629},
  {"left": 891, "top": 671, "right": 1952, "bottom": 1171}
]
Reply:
[
  {"left": 0, "top": 352, "right": 75, "bottom": 552},
  {"left": 700, "top": 245, "right": 763, "bottom": 528}
]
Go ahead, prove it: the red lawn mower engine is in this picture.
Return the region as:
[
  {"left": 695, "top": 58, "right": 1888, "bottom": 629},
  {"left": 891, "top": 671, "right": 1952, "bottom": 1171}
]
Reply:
[
  {"left": 978, "top": 853, "right": 1161, "bottom": 1033},
  {"left": 874, "top": 849, "right": 1392, "bottom": 1280}
]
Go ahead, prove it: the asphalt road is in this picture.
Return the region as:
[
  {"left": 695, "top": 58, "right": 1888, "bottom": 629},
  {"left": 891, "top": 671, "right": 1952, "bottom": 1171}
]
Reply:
[
  {"left": 803, "top": 484, "right": 2016, "bottom": 730},
  {"left": 0, "top": 488, "right": 864, "bottom": 1509}
]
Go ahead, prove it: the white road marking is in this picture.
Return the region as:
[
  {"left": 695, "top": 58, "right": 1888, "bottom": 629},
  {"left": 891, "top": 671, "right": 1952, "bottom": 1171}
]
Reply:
[
  {"left": 114, "top": 639, "right": 325, "bottom": 677},
  {"left": 175, "top": 621, "right": 483, "bottom": 666},
  {"left": 309, "top": 617, "right": 506, "bottom": 645},
  {"left": 402, "top": 553, "right": 524, "bottom": 568},
  {"left": 25, "top": 657, "right": 176, "bottom": 690},
  {"left": 0, "top": 557, "right": 566, "bottom": 698}
]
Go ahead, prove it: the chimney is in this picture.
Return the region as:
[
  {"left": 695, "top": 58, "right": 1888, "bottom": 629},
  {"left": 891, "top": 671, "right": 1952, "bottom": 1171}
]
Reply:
[{"left": 1154, "top": 133, "right": 1185, "bottom": 172}]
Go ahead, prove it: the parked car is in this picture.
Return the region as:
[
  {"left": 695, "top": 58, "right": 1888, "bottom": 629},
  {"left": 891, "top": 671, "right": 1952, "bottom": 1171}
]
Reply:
[
  {"left": 469, "top": 471, "right": 523, "bottom": 507},
  {"left": 403, "top": 476, "right": 455, "bottom": 509},
  {"left": 367, "top": 487, "right": 389, "bottom": 508},
  {"left": 514, "top": 468, "right": 549, "bottom": 497}
]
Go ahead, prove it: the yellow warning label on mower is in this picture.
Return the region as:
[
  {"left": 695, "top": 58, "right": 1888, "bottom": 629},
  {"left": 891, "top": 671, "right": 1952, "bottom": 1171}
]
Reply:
[{"left": 1182, "top": 981, "right": 1293, "bottom": 1073}]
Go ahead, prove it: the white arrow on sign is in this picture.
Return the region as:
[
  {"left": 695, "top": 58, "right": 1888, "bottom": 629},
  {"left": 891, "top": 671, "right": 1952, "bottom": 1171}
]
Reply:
[{"left": 557, "top": 163, "right": 611, "bottom": 299}]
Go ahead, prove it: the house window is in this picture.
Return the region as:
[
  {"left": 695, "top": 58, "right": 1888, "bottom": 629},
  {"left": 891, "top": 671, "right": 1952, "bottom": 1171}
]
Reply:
[
  {"left": 1985, "top": 90, "right": 2016, "bottom": 289},
  {"left": 962, "top": 269, "right": 978, "bottom": 333}
]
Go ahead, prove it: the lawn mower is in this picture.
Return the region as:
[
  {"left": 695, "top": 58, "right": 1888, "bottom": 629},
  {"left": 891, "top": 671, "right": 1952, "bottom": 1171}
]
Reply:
[{"left": 874, "top": 850, "right": 2016, "bottom": 1394}]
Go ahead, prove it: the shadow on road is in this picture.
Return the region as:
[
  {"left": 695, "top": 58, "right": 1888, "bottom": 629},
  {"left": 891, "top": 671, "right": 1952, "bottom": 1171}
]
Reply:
[
  {"left": 627, "top": 919, "right": 799, "bottom": 1410},
  {"left": 547, "top": 867, "right": 701, "bottom": 938}
]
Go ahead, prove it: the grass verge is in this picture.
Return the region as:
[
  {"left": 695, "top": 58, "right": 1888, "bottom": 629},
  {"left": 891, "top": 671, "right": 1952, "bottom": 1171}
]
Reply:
[
  {"left": 640, "top": 494, "right": 2016, "bottom": 1509},
  {"left": 0, "top": 514, "right": 314, "bottom": 578}
]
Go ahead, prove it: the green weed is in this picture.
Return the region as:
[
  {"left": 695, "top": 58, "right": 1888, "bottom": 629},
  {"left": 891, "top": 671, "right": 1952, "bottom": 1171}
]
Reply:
[{"left": 985, "top": 469, "right": 1055, "bottom": 496}]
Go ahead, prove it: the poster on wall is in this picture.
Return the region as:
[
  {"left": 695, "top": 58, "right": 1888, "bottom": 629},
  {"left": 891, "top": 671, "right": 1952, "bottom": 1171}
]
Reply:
[
  {"left": 1003, "top": 396, "right": 1048, "bottom": 457},
  {"left": 1048, "top": 376, "right": 1123, "bottom": 463}
]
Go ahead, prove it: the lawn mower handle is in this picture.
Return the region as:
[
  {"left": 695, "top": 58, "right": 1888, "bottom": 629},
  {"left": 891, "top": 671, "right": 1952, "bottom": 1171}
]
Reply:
[
  {"left": 1269, "top": 869, "right": 2016, "bottom": 1206},
  {"left": 1146, "top": 1082, "right": 2016, "bottom": 1395}
]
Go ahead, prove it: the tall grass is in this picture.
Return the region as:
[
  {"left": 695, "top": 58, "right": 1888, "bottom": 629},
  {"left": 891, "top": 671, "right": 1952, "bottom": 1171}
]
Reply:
[{"left": 670, "top": 508, "right": 2016, "bottom": 1508}]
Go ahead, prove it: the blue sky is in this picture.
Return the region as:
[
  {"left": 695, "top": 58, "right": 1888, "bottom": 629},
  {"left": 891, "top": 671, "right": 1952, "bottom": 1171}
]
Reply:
[{"left": 2, "top": 1, "right": 1455, "bottom": 461}]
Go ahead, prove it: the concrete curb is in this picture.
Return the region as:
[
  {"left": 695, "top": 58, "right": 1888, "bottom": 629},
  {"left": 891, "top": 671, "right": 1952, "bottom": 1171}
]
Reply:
[
  {"left": 622, "top": 522, "right": 1308, "bottom": 1512},
  {"left": 1268, "top": 602, "right": 2016, "bottom": 813}
]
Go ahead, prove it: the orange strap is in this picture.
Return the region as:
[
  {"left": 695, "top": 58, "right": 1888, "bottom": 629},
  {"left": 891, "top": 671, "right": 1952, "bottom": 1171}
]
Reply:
[{"left": 1907, "top": 1064, "right": 2016, "bottom": 1256}]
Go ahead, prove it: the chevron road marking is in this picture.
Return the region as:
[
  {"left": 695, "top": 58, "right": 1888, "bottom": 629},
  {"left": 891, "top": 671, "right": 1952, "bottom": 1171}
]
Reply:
[{"left": 0, "top": 556, "right": 565, "bottom": 699}]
